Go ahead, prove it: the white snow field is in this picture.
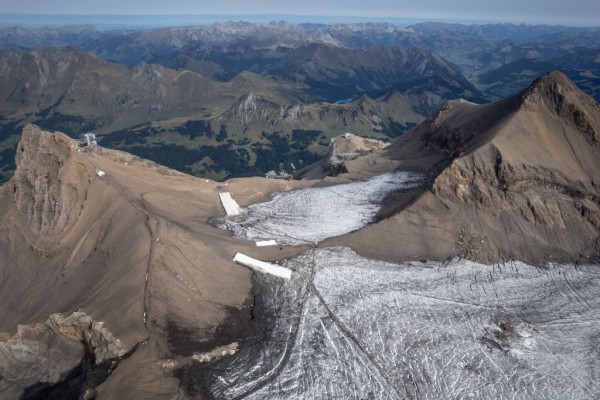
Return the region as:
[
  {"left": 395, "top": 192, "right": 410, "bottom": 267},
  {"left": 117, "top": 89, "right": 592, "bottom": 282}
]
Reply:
[
  {"left": 197, "top": 248, "right": 600, "bottom": 400},
  {"left": 218, "top": 171, "right": 425, "bottom": 245}
]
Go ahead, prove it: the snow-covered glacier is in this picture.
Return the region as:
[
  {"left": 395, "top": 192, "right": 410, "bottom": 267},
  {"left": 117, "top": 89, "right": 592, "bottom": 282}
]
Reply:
[
  {"left": 217, "top": 171, "right": 425, "bottom": 245},
  {"left": 203, "top": 172, "right": 600, "bottom": 399},
  {"left": 188, "top": 248, "right": 600, "bottom": 400}
]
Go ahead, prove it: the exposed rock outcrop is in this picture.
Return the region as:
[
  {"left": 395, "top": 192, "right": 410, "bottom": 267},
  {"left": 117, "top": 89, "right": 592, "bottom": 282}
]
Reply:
[
  {"left": 12, "top": 124, "right": 93, "bottom": 239},
  {"left": 295, "top": 132, "right": 390, "bottom": 179},
  {"left": 325, "top": 133, "right": 389, "bottom": 176},
  {"left": 46, "top": 311, "right": 126, "bottom": 363},
  {"left": 0, "top": 311, "right": 124, "bottom": 398}
]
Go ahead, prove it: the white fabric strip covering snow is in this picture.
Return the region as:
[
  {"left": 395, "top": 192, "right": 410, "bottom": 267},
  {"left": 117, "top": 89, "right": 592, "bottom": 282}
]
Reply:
[
  {"left": 256, "top": 240, "right": 278, "bottom": 247},
  {"left": 233, "top": 253, "right": 292, "bottom": 279},
  {"left": 219, "top": 192, "right": 241, "bottom": 216}
]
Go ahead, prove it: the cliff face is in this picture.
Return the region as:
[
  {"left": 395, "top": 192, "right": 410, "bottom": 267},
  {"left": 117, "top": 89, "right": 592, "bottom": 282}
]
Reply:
[
  {"left": 330, "top": 71, "right": 600, "bottom": 264},
  {"left": 12, "top": 125, "right": 92, "bottom": 240}
]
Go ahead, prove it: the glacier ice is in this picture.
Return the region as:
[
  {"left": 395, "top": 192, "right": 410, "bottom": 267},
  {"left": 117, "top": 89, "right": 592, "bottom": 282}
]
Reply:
[
  {"left": 217, "top": 171, "right": 425, "bottom": 245},
  {"left": 201, "top": 171, "right": 600, "bottom": 399},
  {"left": 186, "top": 248, "right": 600, "bottom": 400}
]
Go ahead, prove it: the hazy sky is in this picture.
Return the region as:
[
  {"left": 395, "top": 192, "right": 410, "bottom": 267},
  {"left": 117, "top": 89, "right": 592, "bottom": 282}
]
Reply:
[{"left": 0, "top": 0, "right": 598, "bottom": 26}]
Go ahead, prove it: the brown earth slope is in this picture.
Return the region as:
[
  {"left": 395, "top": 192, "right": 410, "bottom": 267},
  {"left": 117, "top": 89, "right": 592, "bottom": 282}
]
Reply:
[
  {"left": 0, "top": 124, "right": 311, "bottom": 399},
  {"left": 327, "top": 71, "right": 600, "bottom": 265}
]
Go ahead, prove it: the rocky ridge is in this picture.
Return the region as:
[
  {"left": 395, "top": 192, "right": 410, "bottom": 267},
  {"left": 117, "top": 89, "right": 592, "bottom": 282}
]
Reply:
[
  {"left": 331, "top": 71, "right": 600, "bottom": 265},
  {"left": 13, "top": 125, "right": 93, "bottom": 240}
]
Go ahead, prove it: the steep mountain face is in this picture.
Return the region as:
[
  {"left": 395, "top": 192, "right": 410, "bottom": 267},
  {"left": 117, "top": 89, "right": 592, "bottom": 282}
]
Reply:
[
  {"left": 13, "top": 125, "right": 92, "bottom": 239},
  {"left": 0, "top": 47, "right": 113, "bottom": 117},
  {"left": 329, "top": 71, "right": 600, "bottom": 265},
  {"left": 0, "top": 47, "right": 225, "bottom": 133}
]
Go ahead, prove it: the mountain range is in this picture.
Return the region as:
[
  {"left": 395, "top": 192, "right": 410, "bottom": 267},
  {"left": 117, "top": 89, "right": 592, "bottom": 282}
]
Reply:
[
  {"left": 0, "top": 21, "right": 599, "bottom": 185},
  {"left": 0, "top": 41, "right": 483, "bottom": 182}
]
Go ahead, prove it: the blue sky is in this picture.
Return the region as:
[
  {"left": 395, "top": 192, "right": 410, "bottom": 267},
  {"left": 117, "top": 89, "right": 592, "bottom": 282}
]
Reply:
[{"left": 0, "top": 0, "right": 598, "bottom": 26}]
